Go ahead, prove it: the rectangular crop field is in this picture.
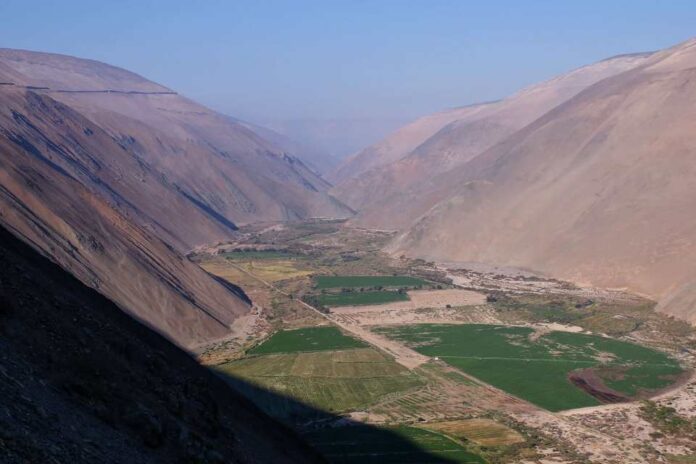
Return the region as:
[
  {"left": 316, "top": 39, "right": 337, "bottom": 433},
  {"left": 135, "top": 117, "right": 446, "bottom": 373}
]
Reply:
[
  {"left": 304, "top": 424, "right": 486, "bottom": 463},
  {"left": 317, "top": 291, "right": 409, "bottom": 307},
  {"left": 420, "top": 419, "right": 524, "bottom": 446},
  {"left": 248, "top": 326, "right": 366, "bottom": 355},
  {"left": 219, "top": 348, "right": 423, "bottom": 413},
  {"left": 201, "top": 258, "right": 311, "bottom": 282},
  {"left": 376, "top": 324, "right": 683, "bottom": 411},
  {"left": 314, "top": 275, "right": 429, "bottom": 289},
  {"left": 223, "top": 250, "right": 299, "bottom": 260}
]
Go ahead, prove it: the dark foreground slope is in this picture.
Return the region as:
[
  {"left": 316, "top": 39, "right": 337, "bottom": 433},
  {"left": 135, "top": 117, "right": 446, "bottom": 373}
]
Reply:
[{"left": 0, "top": 224, "right": 323, "bottom": 464}]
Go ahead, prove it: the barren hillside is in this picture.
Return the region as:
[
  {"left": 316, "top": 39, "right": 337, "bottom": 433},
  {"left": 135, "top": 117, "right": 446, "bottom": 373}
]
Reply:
[
  {"left": 0, "top": 49, "right": 351, "bottom": 348},
  {"left": 332, "top": 52, "right": 650, "bottom": 224},
  {"left": 391, "top": 38, "right": 696, "bottom": 322}
]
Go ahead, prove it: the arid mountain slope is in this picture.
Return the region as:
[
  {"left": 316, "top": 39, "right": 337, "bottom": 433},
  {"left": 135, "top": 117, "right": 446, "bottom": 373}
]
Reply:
[
  {"left": 0, "top": 224, "right": 322, "bottom": 463},
  {"left": 232, "top": 116, "right": 337, "bottom": 175},
  {"left": 391, "top": 38, "right": 696, "bottom": 322},
  {"left": 328, "top": 102, "right": 493, "bottom": 185},
  {"left": 0, "top": 87, "right": 251, "bottom": 347},
  {"left": 0, "top": 48, "right": 352, "bottom": 246},
  {"left": 332, "top": 52, "right": 650, "bottom": 221},
  {"left": 0, "top": 49, "right": 351, "bottom": 348}
]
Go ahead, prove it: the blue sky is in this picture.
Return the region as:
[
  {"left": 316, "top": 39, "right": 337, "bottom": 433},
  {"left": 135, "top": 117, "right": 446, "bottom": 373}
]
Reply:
[{"left": 1, "top": 0, "right": 695, "bottom": 123}]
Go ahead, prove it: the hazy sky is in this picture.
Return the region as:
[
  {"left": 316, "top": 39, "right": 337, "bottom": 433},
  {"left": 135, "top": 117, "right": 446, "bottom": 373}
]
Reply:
[{"left": 2, "top": 1, "right": 695, "bottom": 123}]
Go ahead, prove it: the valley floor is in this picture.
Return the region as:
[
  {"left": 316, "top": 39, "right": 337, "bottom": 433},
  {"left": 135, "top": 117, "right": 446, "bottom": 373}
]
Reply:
[{"left": 191, "top": 219, "right": 696, "bottom": 464}]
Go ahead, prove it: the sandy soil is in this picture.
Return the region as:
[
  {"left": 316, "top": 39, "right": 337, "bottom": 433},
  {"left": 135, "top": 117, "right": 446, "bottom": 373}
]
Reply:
[
  {"left": 330, "top": 305, "right": 499, "bottom": 327},
  {"left": 556, "top": 370, "right": 696, "bottom": 459},
  {"left": 331, "top": 289, "right": 486, "bottom": 313},
  {"left": 328, "top": 289, "right": 495, "bottom": 327},
  {"left": 327, "top": 321, "right": 430, "bottom": 369},
  {"left": 444, "top": 265, "right": 645, "bottom": 304}
]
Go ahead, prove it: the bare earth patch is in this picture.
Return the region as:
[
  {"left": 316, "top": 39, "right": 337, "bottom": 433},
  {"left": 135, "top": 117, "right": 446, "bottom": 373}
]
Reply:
[
  {"left": 328, "top": 289, "right": 496, "bottom": 326},
  {"left": 331, "top": 289, "right": 487, "bottom": 313}
]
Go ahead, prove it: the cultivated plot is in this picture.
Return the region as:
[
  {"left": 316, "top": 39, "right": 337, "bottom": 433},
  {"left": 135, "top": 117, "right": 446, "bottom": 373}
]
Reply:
[
  {"left": 420, "top": 418, "right": 524, "bottom": 447},
  {"left": 314, "top": 275, "right": 429, "bottom": 289},
  {"left": 317, "top": 291, "right": 409, "bottom": 307},
  {"left": 304, "top": 424, "right": 486, "bottom": 464},
  {"left": 220, "top": 348, "right": 423, "bottom": 413},
  {"left": 222, "top": 250, "right": 301, "bottom": 260},
  {"left": 376, "top": 324, "right": 684, "bottom": 411},
  {"left": 248, "top": 326, "right": 366, "bottom": 354}
]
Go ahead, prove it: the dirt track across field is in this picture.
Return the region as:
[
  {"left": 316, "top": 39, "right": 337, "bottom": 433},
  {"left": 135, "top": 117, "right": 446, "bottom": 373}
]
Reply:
[
  {"left": 219, "top": 259, "right": 696, "bottom": 462},
  {"left": 222, "top": 261, "right": 430, "bottom": 369}
]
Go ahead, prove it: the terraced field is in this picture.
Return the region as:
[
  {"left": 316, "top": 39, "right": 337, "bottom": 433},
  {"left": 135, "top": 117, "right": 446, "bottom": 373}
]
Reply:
[
  {"left": 376, "top": 324, "right": 684, "bottom": 411},
  {"left": 221, "top": 327, "right": 423, "bottom": 414},
  {"left": 201, "top": 258, "right": 311, "bottom": 283},
  {"left": 421, "top": 419, "right": 524, "bottom": 446},
  {"left": 304, "top": 424, "right": 486, "bottom": 463},
  {"left": 315, "top": 275, "right": 429, "bottom": 289},
  {"left": 222, "top": 250, "right": 300, "bottom": 260}
]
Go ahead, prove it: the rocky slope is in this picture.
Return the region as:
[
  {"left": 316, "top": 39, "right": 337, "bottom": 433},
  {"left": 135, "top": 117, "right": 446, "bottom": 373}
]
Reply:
[
  {"left": 331, "top": 52, "right": 650, "bottom": 225},
  {"left": 0, "top": 224, "right": 323, "bottom": 463},
  {"left": 0, "top": 84, "right": 251, "bottom": 347},
  {"left": 390, "top": 38, "right": 696, "bottom": 322},
  {"left": 0, "top": 49, "right": 351, "bottom": 347},
  {"left": 0, "top": 49, "right": 352, "bottom": 246}
]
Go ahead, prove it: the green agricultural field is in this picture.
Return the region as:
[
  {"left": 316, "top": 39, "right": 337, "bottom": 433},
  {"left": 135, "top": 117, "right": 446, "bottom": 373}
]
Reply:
[
  {"left": 248, "top": 326, "right": 366, "bottom": 355},
  {"left": 304, "top": 424, "right": 486, "bottom": 463},
  {"left": 222, "top": 250, "right": 299, "bottom": 260},
  {"left": 376, "top": 324, "right": 683, "bottom": 411},
  {"left": 219, "top": 348, "right": 424, "bottom": 414},
  {"left": 317, "top": 291, "right": 409, "bottom": 307},
  {"left": 314, "top": 275, "right": 429, "bottom": 289}
]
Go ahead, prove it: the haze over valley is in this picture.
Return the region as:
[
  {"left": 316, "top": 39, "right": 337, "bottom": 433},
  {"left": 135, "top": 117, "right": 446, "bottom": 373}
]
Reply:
[{"left": 2, "top": 2, "right": 696, "bottom": 463}]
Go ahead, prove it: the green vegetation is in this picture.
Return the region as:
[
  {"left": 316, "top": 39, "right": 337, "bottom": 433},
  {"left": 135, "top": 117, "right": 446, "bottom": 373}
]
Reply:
[
  {"left": 304, "top": 424, "right": 486, "bottom": 463},
  {"left": 490, "top": 292, "right": 694, "bottom": 341},
  {"left": 314, "top": 275, "right": 428, "bottom": 289},
  {"left": 222, "top": 249, "right": 299, "bottom": 260},
  {"left": 639, "top": 400, "right": 696, "bottom": 437},
  {"left": 248, "top": 326, "right": 366, "bottom": 355},
  {"left": 220, "top": 348, "right": 424, "bottom": 414},
  {"left": 317, "top": 290, "right": 409, "bottom": 307},
  {"left": 376, "top": 324, "right": 682, "bottom": 411},
  {"left": 420, "top": 419, "right": 524, "bottom": 447},
  {"left": 667, "top": 455, "right": 696, "bottom": 464}
]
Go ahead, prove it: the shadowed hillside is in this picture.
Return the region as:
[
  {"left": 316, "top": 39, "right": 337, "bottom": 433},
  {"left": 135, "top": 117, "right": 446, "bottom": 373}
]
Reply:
[{"left": 0, "top": 224, "right": 457, "bottom": 463}]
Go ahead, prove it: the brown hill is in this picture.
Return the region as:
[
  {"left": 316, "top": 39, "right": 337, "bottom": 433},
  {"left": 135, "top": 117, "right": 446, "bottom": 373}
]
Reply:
[
  {"left": 0, "top": 49, "right": 349, "bottom": 348},
  {"left": 0, "top": 49, "right": 352, "bottom": 245},
  {"left": 328, "top": 102, "right": 493, "bottom": 185},
  {"left": 390, "top": 38, "right": 696, "bottom": 322},
  {"left": 0, "top": 87, "right": 251, "bottom": 347},
  {"left": 331, "top": 52, "right": 650, "bottom": 224}
]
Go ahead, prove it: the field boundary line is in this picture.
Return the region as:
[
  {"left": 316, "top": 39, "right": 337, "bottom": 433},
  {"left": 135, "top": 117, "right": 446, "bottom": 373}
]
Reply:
[{"left": 224, "top": 261, "right": 430, "bottom": 369}]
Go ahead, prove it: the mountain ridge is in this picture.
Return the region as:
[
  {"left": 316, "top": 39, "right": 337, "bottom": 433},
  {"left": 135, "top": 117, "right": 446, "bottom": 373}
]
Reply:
[
  {"left": 388, "top": 37, "right": 696, "bottom": 322},
  {"left": 0, "top": 48, "right": 351, "bottom": 348}
]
